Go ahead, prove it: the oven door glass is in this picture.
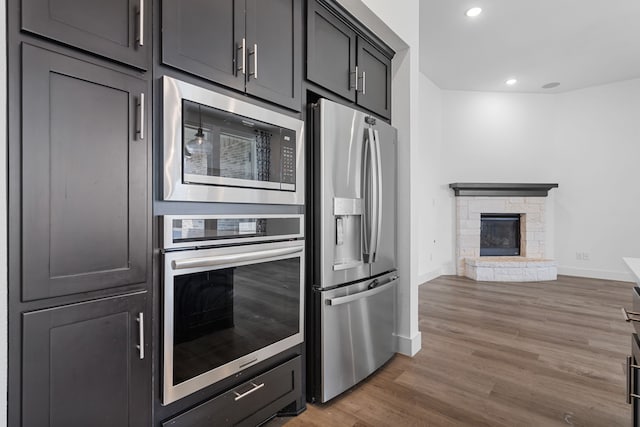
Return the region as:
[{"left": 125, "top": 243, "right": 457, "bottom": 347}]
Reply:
[
  {"left": 163, "top": 240, "right": 304, "bottom": 404},
  {"left": 182, "top": 100, "right": 296, "bottom": 191}
]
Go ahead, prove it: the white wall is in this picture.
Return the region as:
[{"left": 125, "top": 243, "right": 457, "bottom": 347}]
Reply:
[
  {"left": 337, "top": 0, "right": 422, "bottom": 355},
  {"left": 433, "top": 79, "right": 640, "bottom": 282},
  {"left": 553, "top": 79, "right": 640, "bottom": 280},
  {"left": 416, "top": 72, "right": 445, "bottom": 282}
]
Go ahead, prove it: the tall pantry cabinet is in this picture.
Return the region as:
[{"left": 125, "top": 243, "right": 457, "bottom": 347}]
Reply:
[{"left": 7, "top": 0, "right": 153, "bottom": 425}]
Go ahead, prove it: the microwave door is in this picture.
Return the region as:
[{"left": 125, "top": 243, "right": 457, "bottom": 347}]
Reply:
[{"left": 317, "top": 99, "right": 369, "bottom": 289}]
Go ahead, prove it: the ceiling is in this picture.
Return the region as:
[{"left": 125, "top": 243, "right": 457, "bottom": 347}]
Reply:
[{"left": 419, "top": 0, "right": 640, "bottom": 93}]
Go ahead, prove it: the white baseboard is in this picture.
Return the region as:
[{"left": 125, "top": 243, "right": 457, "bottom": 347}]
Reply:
[
  {"left": 417, "top": 268, "right": 441, "bottom": 285},
  {"left": 440, "top": 261, "right": 457, "bottom": 276},
  {"left": 396, "top": 331, "right": 422, "bottom": 356},
  {"left": 558, "top": 266, "right": 634, "bottom": 282}
]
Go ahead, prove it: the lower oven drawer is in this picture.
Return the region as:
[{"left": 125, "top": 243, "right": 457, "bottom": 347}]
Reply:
[{"left": 162, "top": 355, "right": 302, "bottom": 427}]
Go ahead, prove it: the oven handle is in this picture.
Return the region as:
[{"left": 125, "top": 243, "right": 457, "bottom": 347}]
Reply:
[{"left": 171, "top": 246, "right": 303, "bottom": 270}]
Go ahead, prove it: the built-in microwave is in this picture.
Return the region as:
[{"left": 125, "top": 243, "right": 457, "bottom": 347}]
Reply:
[{"left": 162, "top": 76, "right": 304, "bottom": 204}]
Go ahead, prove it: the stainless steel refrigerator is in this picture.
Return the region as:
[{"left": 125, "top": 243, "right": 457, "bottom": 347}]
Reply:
[{"left": 308, "top": 98, "right": 398, "bottom": 403}]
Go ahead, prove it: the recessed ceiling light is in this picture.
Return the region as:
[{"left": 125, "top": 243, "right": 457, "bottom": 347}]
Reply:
[
  {"left": 505, "top": 78, "right": 518, "bottom": 86},
  {"left": 542, "top": 82, "right": 561, "bottom": 89},
  {"left": 465, "top": 7, "right": 482, "bottom": 17}
]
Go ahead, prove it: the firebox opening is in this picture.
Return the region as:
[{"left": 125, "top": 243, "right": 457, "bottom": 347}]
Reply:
[{"left": 480, "top": 214, "right": 521, "bottom": 256}]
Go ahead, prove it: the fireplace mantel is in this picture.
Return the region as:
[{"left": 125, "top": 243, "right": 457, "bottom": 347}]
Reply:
[{"left": 449, "top": 183, "right": 558, "bottom": 197}]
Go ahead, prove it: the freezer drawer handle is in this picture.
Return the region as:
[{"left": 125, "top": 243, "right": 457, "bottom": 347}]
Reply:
[
  {"left": 622, "top": 307, "right": 640, "bottom": 322},
  {"left": 327, "top": 277, "right": 398, "bottom": 306},
  {"left": 233, "top": 382, "right": 265, "bottom": 401},
  {"left": 172, "top": 246, "right": 303, "bottom": 270},
  {"left": 627, "top": 356, "right": 640, "bottom": 403}
]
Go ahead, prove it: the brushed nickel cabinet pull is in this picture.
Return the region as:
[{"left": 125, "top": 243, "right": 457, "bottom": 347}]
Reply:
[
  {"left": 350, "top": 66, "right": 358, "bottom": 91},
  {"left": 136, "top": 93, "right": 145, "bottom": 140},
  {"left": 136, "top": 312, "right": 145, "bottom": 360},
  {"left": 249, "top": 44, "right": 258, "bottom": 79},
  {"left": 361, "top": 70, "right": 366, "bottom": 95},
  {"left": 628, "top": 356, "right": 632, "bottom": 404},
  {"left": 627, "top": 356, "right": 640, "bottom": 403},
  {"left": 137, "top": 0, "right": 144, "bottom": 46},
  {"left": 233, "top": 382, "right": 264, "bottom": 401},
  {"left": 622, "top": 307, "right": 640, "bottom": 322},
  {"left": 237, "top": 38, "right": 246, "bottom": 75}
]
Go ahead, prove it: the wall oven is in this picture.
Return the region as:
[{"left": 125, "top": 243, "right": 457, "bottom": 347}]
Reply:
[
  {"left": 162, "top": 76, "right": 304, "bottom": 204},
  {"left": 161, "top": 214, "right": 304, "bottom": 405}
]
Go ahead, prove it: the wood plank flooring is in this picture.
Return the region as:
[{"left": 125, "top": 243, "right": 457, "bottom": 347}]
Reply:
[{"left": 270, "top": 275, "right": 635, "bottom": 426}]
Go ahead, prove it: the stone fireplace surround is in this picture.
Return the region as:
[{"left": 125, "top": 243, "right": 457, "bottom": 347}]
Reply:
[{"left": 450, "top": 183, "right": 559, "bottom": 282}]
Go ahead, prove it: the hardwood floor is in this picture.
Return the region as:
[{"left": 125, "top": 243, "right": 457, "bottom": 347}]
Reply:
[{"left": 271, "top": 275, "right": 635, "bottom": 426}]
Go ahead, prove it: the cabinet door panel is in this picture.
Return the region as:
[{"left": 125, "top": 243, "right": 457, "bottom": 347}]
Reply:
[
  {"left": 356, "top": 37, "right": 391, "bottom": 119},
  {"left": 21, "top": 44, "right": 148, "bottom": 301},
  {"left": 22, "top": 292, "right": 149, "bottom": 427},
  {"left": 245, "top": 0, "right": 301, "bottom": 110},
  {"left": 21, "top": 0, "right": 150, "bottom": 69},
  {"left": 307, "top": 0, "right": 356, "bottom": 101},
  {"left": 162, "top": 0, "right": 245, "bottom": 91}
]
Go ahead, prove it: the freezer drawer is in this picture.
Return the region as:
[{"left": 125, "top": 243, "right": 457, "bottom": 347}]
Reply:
[{"left": 319, "top": 272, "right": 398, "bottom": 402}]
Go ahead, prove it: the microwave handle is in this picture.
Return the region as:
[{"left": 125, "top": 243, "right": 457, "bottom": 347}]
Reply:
[{"left": 171, "top": 246, "right": 303, "bottom": 270}]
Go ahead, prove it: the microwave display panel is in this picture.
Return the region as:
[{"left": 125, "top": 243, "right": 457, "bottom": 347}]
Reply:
[{"left": 182, "top": 100, "right": 296, "bottom": 191}]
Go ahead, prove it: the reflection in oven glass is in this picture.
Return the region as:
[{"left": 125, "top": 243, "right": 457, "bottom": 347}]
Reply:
[{"left": 172, "top": 258, "right": 300, "bottom": 386}]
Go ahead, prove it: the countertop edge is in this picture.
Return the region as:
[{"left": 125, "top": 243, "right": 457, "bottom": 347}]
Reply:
[{"left": 623, "top": 257, "right": 640, "bottom": 284}]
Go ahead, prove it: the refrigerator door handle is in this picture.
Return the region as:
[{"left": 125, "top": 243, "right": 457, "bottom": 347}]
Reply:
[
  {"left": 362, "top": 128, "right": 376, "bottom": 262},
  {"left": 326, "top": 277, "right": 398, "bottom": 306},
  {"left": 371, "top": 129, "right": 383, "bottom": 262}
]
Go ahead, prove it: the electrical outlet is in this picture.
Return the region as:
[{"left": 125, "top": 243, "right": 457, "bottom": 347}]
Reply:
[{"left": 576, "top": 252, "right": 590, "bottom": 261}]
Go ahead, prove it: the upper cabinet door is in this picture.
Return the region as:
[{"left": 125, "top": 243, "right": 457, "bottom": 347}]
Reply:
[
  {"left": 245, "top": 0, "right": 301, "bottom": 111},
  {"left": 162, "top": 0, "right": 245, "bottom": 91},
  {"left": 307, "top": 0, "right": 357, "bottom": 102},
  {"left": 356, "top": 37, "right": 391, "bottom": 119},
  {"left": 21, "top": 0, "right": 150, "bottom": 70},
  {"left": 21, "top": 44, "right": 149, "bottom": 301}
]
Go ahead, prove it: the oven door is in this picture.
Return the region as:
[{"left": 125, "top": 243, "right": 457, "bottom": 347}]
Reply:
[{"left": 162, "top": 240, "right": 304, "bottom": 405}]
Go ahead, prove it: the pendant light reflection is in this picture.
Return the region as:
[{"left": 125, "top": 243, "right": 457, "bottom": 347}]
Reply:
[{"left": 185, "top": 104, "right": 205, "bottom": 158}]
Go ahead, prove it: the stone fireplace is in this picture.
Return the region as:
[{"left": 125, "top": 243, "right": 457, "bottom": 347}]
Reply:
[{"left": 450, "top": 183, "right": 559, "bottom": 282}]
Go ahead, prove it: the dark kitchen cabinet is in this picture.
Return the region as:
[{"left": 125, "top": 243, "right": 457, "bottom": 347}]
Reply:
[
  {"left": 22, "top": 291, "right": 150, "bottom": 427},
  {"left": 624, "top": 287, "right": 640, "bottom": 426},
  {"left": 161, "top": 0, "right": 245, "bottom": 92},
  {"left": 629, "top": 333, "right": 640, "bottom": 427},
  {"left": 356, "top": 37, "right": 391, "bottom": 119},
  {"left": 21, "top": 0, "right": 151, "bottom": 69},
  {"left": 306, "top": 0, "right": 393, "bottom": 119},
  {"left": 21, "top": 43, "right": 149, "bottom": 301},
  {"left": 306, "top": 0, "right": 356, "bottom": 102},
  {"left": 162, "top": 0, "right": 301, "bottom": 111}
]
